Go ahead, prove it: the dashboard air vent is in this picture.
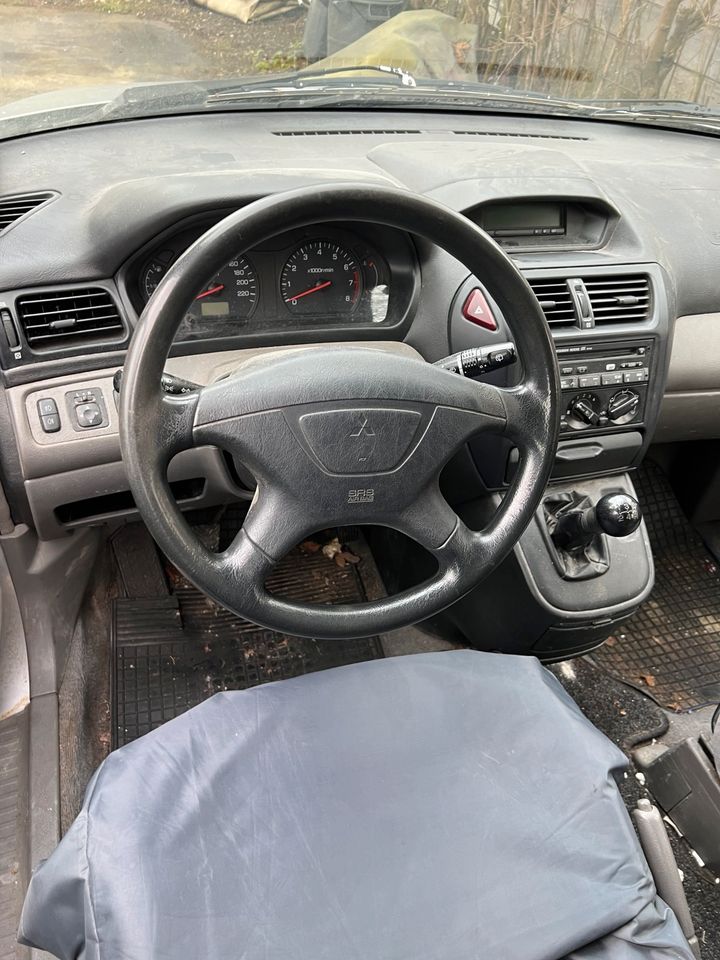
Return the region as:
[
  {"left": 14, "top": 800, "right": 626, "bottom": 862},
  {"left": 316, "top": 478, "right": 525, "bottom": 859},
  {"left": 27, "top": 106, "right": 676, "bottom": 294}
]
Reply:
[
  {"left": 0, "top": 191, "right": 56, "bottom": 234},
  {"left": 526, "top": 278, "right": 576, "bottom": 327},
  {"left": 16, "top": 287, "right": 125, "bottom": 349},
  {"left": 453, "top": 131, "right": 588, "bottom": 141},
  {"left": 583, "top": 274, "right": 651, "bottom": 324},
  {"left": 272, "top": 128, "right": 424, "bottom": 136}
]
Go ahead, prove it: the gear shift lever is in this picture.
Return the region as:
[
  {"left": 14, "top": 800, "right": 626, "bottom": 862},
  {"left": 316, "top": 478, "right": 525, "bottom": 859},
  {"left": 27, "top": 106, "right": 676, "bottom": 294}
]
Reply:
[{"left": 551, "top": 493, "right": 642, "bottom": 552}]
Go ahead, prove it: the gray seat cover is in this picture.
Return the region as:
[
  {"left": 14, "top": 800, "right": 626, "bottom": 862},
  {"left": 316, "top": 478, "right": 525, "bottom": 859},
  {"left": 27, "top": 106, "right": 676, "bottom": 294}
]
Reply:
[{"left": 19, "top": 650, "right": 693, "bottom": 960}]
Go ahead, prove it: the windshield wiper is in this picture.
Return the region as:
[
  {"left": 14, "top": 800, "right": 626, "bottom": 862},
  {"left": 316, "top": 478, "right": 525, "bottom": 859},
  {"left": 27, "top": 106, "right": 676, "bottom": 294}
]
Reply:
[
  {"left": 207, "top": 64, "right": 417, "bottom": 99},
  {"left": 582, "top": 98, "right": 720, "bottom": 117}
]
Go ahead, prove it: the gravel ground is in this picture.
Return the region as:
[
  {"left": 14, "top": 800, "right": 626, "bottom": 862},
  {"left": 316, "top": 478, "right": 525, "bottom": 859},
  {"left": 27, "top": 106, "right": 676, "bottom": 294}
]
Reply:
[{"left": 2, "top": 0, "right": 306, "bottom": 104}]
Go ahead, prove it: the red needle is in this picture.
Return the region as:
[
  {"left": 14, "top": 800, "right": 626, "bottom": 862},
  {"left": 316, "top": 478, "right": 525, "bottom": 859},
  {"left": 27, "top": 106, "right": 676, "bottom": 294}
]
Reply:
[
  {"left": 195, "top": 284, "right": 225, "bottom": 300},
  {"left": 286, "top": 280, "right": 331, "bottom": 303}
]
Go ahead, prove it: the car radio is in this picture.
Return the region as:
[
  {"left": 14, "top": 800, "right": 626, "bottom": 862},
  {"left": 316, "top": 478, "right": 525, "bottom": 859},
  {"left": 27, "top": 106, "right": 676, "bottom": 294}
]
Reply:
[{"left": 555, "top": 339, "right": 653, "bottom": 434}]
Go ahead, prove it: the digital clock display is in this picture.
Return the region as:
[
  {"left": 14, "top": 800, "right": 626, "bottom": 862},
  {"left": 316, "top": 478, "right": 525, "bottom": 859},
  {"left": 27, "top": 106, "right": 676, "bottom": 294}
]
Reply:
[{"left": 482, "top": 202, "right": 565, "bottom": 237}]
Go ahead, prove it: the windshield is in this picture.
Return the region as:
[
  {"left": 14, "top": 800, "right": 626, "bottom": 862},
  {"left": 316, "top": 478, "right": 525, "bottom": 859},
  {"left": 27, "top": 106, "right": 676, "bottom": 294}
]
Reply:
[{"left": 2, "top": 0, "right": 720, "bottom": 136}]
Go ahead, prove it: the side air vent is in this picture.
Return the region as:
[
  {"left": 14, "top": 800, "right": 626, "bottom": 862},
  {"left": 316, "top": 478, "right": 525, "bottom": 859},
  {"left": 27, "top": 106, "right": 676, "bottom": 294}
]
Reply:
[
  {"left": 453, "top": 131, "right": 588, "bottom": 141},
  {"left": 526, "top": 278, "right": 577, "bottom": 327},
  {"left": 583, "top": 274, "right": 651, "bottom": 324},
  {"left": 0, "top": 191, "right": 56, "bottom": 234},
  {"left": 272, "top": 128, "right": 424, "bottom": 136},
  {"left": 16, "top": 287, "right": 125, "bottom": 349}
]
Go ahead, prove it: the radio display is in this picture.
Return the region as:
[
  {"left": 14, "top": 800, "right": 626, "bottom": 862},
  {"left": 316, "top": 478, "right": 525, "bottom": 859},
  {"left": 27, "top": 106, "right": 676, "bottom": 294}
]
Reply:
[{"left": 482, "top": 202, "right": 565, "bottom": 237}]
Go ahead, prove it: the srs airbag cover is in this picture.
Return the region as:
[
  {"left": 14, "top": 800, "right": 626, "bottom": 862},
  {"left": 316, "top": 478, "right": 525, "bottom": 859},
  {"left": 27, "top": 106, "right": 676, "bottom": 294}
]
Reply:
[{"left": 19, "top": 651, "right": 693, "bottom": 959}]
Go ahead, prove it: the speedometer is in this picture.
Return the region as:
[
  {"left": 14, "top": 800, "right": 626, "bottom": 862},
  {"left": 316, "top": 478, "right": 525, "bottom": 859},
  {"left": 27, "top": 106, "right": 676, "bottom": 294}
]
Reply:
[
  {"left": 189, "top": 256, "right": 259, "bottom": 322},
  {"left": 281, "top": 240, "right": 362, "bottom": 316}
]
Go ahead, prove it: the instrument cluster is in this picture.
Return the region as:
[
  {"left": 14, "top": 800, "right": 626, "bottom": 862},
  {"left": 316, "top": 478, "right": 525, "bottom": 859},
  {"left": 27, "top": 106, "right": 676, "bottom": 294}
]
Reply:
[{"left": 127, "top": 216, "right": 417, "bottom": 344}]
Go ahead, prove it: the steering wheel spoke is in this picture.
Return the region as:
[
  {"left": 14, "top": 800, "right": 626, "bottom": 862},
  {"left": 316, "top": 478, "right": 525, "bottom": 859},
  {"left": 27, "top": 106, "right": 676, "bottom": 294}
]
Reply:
[{"left": 157, "top": 390, "right": 200, "bottom": 458}]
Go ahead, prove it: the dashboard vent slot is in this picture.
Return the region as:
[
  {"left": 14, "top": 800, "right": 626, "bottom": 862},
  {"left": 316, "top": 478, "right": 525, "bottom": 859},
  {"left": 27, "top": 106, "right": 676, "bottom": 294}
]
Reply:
[
  {"left": 16, "top": 287, "right": 125, "bottom": 349},
  {"left": 272, "top": 128, "right": 424, "bottom": 136},
  {"left": 583, "top": 274, "right": 651, "bottom": 324},
  {"left": 526, "top": 278, "right": 577, "bottom": 327},
  {"left": 453, "top": 131, "right": 589, "bottom": 141},
  {"left": 0, "top": 191, "right": 56, "bottom": 234}
]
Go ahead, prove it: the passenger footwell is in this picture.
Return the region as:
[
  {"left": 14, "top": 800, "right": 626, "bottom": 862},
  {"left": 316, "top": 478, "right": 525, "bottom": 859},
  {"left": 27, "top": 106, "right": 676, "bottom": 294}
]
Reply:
[{"left": 593, "top": 460, "right": 720, "bottom": 711}]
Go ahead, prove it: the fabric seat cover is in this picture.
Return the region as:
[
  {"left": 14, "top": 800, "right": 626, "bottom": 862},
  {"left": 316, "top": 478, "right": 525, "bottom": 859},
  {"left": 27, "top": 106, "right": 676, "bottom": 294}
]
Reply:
[{"left": 20, "top": 650, "right": 694, "bottom": 960}]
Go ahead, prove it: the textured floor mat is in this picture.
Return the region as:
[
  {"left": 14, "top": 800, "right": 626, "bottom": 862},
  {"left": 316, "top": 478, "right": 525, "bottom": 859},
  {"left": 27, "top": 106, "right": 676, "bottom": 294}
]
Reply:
[
  {"left": 593, "top": 460, "right": 720, "bottom": 711},
  {"left": 0, "top": 712, "right": 25, "bottom": 960},
  {"left": 112, "top": 546, "right": 383, "bottom": 747}
]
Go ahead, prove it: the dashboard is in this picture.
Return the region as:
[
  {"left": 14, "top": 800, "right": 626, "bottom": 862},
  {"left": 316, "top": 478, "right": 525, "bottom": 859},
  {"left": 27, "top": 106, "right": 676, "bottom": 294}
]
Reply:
[
  {"left": 123, "top": 218, "right": 418, "bottom": 342},
  {"left": 1, "top": 109, "right": 720, "bottom": 539}
]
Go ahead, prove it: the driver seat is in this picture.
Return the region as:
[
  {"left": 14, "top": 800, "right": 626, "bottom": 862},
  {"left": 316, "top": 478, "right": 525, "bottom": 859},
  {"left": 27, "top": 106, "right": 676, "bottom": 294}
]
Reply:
[{"left": 20, "top": 650, "right": 693, "bottom": 959}]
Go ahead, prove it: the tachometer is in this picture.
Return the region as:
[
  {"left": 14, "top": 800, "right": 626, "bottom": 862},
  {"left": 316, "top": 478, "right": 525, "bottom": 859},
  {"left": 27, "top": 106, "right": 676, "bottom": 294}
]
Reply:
[{"left": 281, "top": 240, "right": 361, "bottom": 316}]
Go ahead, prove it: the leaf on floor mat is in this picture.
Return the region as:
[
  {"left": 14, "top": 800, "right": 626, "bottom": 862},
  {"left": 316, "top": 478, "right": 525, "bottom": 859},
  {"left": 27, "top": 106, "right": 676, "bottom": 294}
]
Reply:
[
  {"left": 322, "top": 537, "right": 343, "bottom": 560},
  {"left": 334, "top": 550, "right": 361, "bottom": 568},
  {"left": 300, "top": 540, "right": 322, "bottom": 554}
]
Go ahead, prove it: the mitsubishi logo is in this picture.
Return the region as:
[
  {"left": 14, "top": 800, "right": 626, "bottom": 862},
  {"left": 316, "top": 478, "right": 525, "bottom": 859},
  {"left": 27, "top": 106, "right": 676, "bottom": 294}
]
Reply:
[{"left": 349, "top": 416, "right": 375, "bottom": 439}]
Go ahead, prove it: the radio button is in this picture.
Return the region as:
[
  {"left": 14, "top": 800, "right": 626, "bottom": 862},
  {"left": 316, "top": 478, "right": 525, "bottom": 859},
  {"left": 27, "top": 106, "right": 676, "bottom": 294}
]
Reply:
[{"left": 624, "top": 369, "right": 649, "bottom": 384}]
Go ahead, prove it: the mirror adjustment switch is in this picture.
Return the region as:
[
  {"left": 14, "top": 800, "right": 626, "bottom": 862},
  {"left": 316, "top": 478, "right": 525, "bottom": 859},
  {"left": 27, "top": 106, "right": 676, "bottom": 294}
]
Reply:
[
  {"left": 65, "top": 387, "right": 109, "bottom": 432},
  {"left": 75, "top": 402, "right": 103, "bottom": 429}
]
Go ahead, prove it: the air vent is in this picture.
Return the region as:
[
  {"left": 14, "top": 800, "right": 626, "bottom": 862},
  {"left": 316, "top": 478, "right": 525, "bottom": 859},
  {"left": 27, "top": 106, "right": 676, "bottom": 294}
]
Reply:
[
  {"left": 0, "top": 191, "right": 56, "bottom": 234},
  {"left": 526, "top": 278, "right": 577, "bottom": 327},
  {"left": 272, "top": 128, "right": 423, "bottom": 136},
  {"left": 16, "top": 287, "right": 125, "bottom": 350},
  {"left": 583, "top": 274, "right": 651, "bottom": 324},
  {"left": 453, "top": 131, "right": 588, "bottom": 141}
]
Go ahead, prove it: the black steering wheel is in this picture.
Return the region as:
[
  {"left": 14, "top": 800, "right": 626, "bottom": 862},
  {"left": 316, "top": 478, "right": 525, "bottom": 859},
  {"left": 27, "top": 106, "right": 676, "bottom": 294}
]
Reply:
[{"left": 119, "top": 184, "right": 559, "bottom": 639}]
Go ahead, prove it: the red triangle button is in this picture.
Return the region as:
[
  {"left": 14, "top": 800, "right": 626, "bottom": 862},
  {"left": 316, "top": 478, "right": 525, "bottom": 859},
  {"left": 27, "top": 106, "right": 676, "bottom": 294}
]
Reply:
[{"left": 462, "top": 288, "right": 497, "bottom": 330}]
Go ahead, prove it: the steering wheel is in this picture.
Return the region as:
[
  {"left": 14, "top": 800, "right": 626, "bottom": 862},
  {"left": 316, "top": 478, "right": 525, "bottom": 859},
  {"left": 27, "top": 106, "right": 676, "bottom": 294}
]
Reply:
[{"left": 119, "top": 184, "right": 559, "bottom": 640}]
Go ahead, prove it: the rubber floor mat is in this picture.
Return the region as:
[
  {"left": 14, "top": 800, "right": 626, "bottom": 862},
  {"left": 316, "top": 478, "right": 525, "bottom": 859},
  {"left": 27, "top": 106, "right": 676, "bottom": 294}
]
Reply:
[
  {"left": 593, "top": 459, "right": 720, "bottom": 711},
  {"left": 112, "top": 546, "right": 383, "bottom": 747},
  {"left": 0, "top": 712, "right": 25, "bottom": 960}
]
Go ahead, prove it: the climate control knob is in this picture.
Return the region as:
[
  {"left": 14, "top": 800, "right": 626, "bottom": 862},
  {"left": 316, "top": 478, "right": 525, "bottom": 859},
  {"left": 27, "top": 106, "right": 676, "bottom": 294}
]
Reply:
[
  {"left": 607, "top": 388, "right": 640, "bottom": 424},
  {"left": 566, "top": 392, "right": 603, "bottom": 429}
]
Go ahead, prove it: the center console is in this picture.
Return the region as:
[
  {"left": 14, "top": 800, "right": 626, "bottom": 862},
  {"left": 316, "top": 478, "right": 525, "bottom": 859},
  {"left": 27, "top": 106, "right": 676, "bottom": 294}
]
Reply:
[
  {"left": 557, "top": 339, "right": 652, "bottom": 434},
  {"left": 441, "top": 262, "right": 670, "bottom": 659}
]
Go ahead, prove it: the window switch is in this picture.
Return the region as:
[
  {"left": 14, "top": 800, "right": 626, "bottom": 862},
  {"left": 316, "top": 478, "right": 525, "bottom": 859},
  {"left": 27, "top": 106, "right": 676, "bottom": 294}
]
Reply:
[
  {"left": 41, "top": 413, "right": 61, "bottom": 433},
  {"left": 37, "top": 397, "right": 58, "bottom": 418}
]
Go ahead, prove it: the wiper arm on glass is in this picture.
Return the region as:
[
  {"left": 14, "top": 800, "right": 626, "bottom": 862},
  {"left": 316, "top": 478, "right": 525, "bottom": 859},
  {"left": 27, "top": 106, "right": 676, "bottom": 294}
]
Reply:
[
  {"left": 206, "top": 64, "right": 417, "bottom": 101},
  {"left": 582, "top": 98, "right": 720, "bottom": 118},
  {"left": 203, "top": 78, "right": 607, "bottom": 116}
]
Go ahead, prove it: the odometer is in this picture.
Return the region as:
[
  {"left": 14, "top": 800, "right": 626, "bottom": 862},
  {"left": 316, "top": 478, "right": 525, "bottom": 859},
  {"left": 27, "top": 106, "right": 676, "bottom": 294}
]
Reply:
[{"left": 281, "top": 240, "right": 361, "bottom": 316}]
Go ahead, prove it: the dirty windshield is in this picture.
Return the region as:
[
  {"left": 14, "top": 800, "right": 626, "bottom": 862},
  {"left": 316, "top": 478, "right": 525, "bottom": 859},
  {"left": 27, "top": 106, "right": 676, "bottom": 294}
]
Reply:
[{"left": 2, "top": 0, "right": 720, "bottom": 135}]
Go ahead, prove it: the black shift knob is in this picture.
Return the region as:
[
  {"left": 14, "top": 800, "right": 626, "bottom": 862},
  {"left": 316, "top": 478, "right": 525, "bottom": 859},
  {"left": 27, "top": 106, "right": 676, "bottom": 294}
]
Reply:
[
  {"left": 595, "top": 493, "right": 642, "bottom": 537},
  {"left": 551, "top": 492, "right": 642, "bottom": 551}
]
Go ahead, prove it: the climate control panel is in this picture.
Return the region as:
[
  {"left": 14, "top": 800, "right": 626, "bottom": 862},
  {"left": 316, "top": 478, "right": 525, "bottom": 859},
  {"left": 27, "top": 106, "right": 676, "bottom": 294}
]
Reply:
[{"left": 557, "top": 339, "right": 652, "bottom": 434}]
